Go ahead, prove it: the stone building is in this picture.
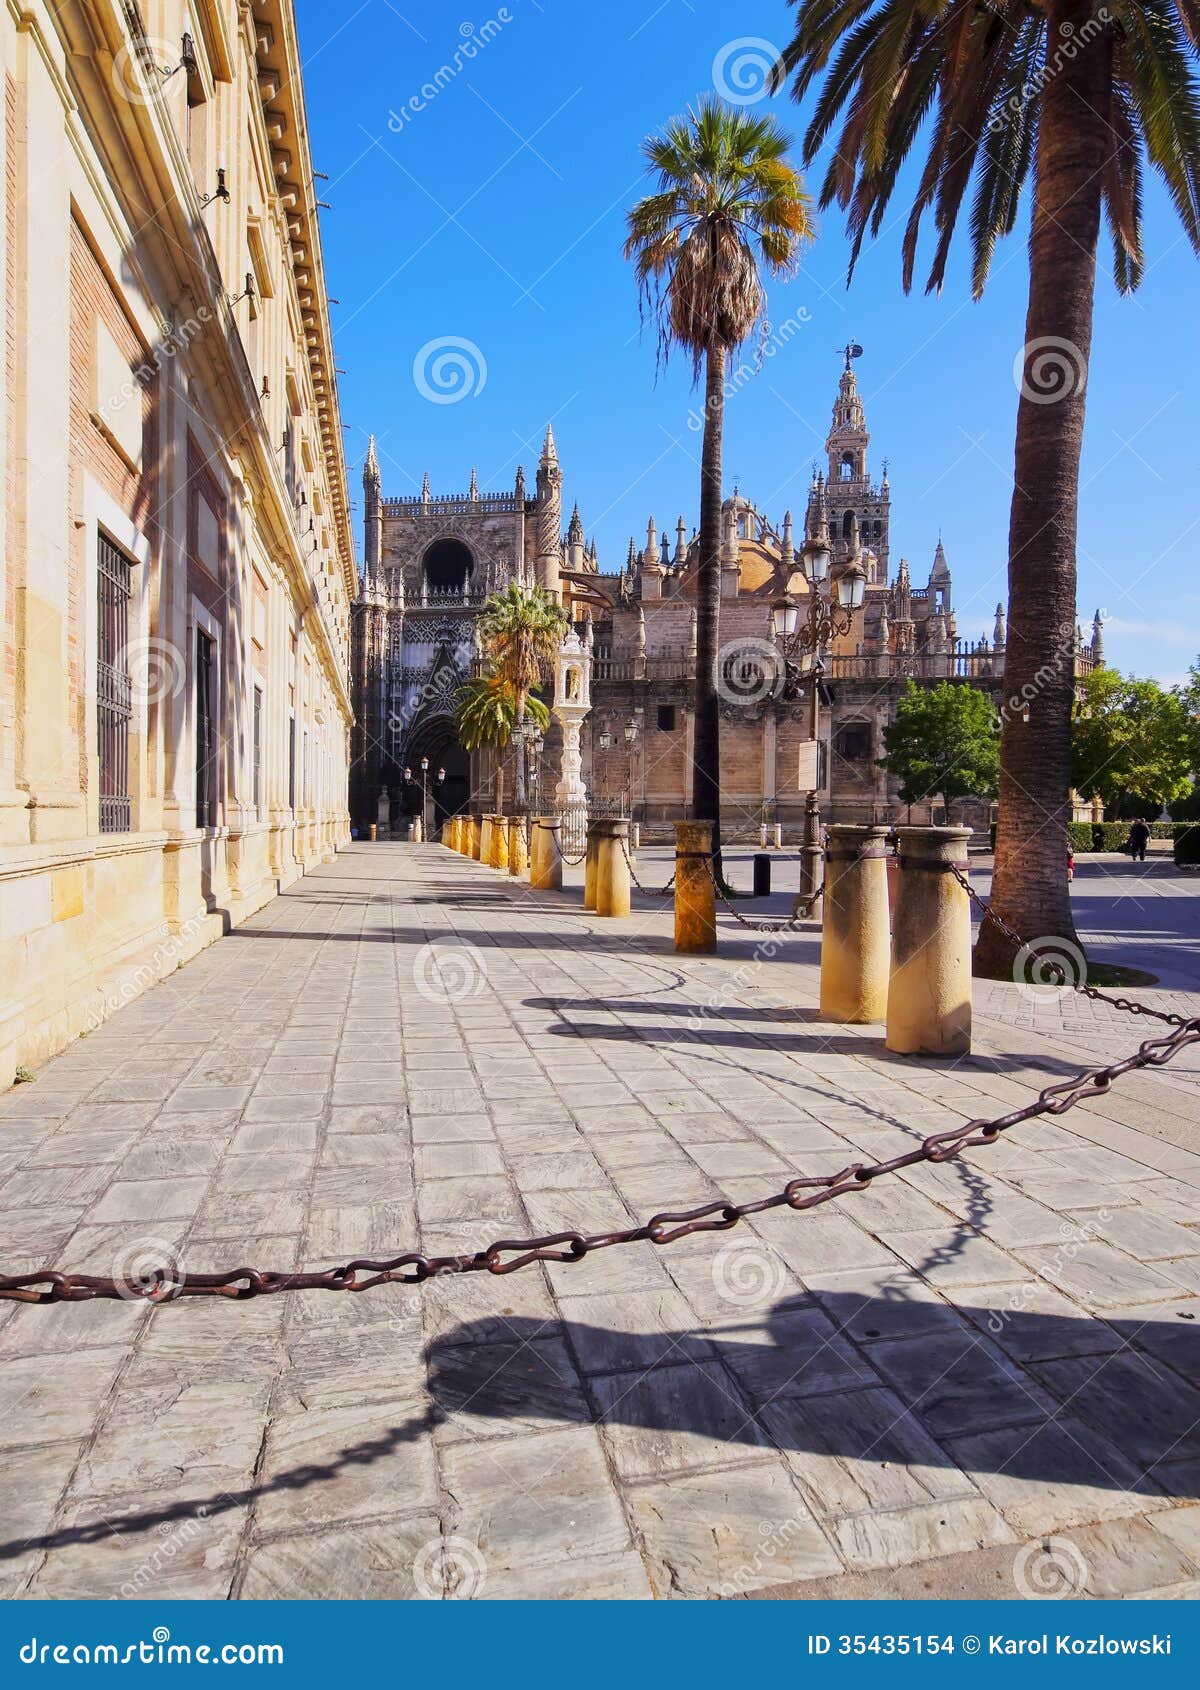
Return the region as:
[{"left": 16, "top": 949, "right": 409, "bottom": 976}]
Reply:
[
  {"left": 351, "top": 359, "right": 1101, "bottom": 841},
  {"left": 2, "top": 1, "right": 354, "bottom": 1079}
]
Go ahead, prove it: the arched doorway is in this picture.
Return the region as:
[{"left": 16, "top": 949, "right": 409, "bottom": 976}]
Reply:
[
  {"left": 423, "top": 538, "right": 474, "bottom": 595},
  {"left": 400, "top": 716, "right": 473, "bottom": 836}
]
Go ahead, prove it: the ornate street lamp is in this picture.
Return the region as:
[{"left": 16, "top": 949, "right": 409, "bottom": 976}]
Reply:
[
  {"left": 769, "top": 528, "right": 868, "bottom": 911},
  {"left": 403, "top": 757, "right": 442, "bottom": 842}
]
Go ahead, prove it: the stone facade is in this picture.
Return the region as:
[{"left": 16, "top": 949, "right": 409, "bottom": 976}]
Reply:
[
  {"left": 352, "top": 358, "right": 1103, "bottom": 842},
  {"left": 1, "top": 1, "right": 353, "bottom": 1079}
]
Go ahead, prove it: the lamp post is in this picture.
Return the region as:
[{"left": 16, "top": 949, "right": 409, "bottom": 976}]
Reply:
[
  {"left": 624, "top": 719, "right": 640, "bottom": 820},
  {"left": 771, "top": 534, "right": 867, "bottom": 907},
  {"left": 403, "top": 756, "right": 443, "bottom": 842}
]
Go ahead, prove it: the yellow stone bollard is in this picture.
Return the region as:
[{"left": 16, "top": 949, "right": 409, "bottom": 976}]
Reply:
[
  {"left": 411, "top": 816, "right": 424, "bottom": 844},
  {"left": 583, "top": 823, "right": 601, "bottom": 911},
  {"left": 479, "top": 815, "right": 493, "bottom": 864},
  {"left": 886, "top": 825, "right": 973, "bottom": 1056},
  {"left": 674, "top": 820, "right": 717, "bottom": 954},
  {"left": 508, "top": 816, "right": 529, "bottom": 877},
  {"left": 820, "top": 825, "right": 891, "bottom": 1024},
  {"left": 488, "top": 815, "right": 510, "bottom": 872},
  {"left": 595, "top": 819, "right": 631, "bottom": 917},
  {"left": 454, "top": 816, "right": 466, "bottom": 853},
  {"left": 446, "top": 817, "right": 458, "bottom": 852},
  {"left": 530, "top": 817, "right": 563, "bottom": 891}
]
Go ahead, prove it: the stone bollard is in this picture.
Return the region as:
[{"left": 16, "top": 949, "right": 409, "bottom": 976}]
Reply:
[
  {"left": 454, "top": 816, "right": 466, "bottom": 853},
  {"left": 369, "top": 824, "right": 378, "bottom": 843},
  {"left": 631, "top": 822, "right": 641, "bottom": 851},
  {"left": 820, "top": 825, "right": 891, "bottom": 1024},
  {"left": 487, "top": 815, "right": 510, "bottom": 872},
  {"left": 508, "top": 816, "right": 529, "bottom": 877},
  {"left": 530, "top": 816, "right": 563, "bottom": 891},
  {"left": 583, "top": 822, "right": 602, "bottom": 911},
  {"left": 674, "top": 820, "right": 717, "bottom": 954},
  {"left": 412, "top": 816, "right": 424, "bottom": 844},
  {"left": 479, "top": 815, "right": 493, "bottom": 864},
  {"left": 594, "top": 819, "right": 632, "bottom": 917},
  {"left": 886, "top": 825, "right": 973, "bottom": 1056},
  {"left": 469, "top": 816, "right": 483, "bottom": 861},
  {"left": 772, "top": 823, "right": 782, "bottom": 851},
  {"left": 446, "top": 817, "right": 458, "bottom": 852}
]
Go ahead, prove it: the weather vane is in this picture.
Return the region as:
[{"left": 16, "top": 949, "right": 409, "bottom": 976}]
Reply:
[{"left": 839, "top": 341, "right": 864, "bottom": 371}]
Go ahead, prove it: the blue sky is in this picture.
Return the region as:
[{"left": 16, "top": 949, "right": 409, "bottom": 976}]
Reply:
[{"left": 296, "top": 0, "right": 1200, "bottom": 686}]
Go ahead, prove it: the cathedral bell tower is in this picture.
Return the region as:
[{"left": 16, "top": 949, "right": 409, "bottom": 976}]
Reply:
[{"left": 811, "top": 344, "right": 891, "bottom": 584}]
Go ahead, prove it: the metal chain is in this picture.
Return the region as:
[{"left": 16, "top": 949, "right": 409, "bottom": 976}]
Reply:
[
  {"left": 707, "top": 856, "right": 824, "bottom": 931},
  {"left": 618, "top": 835, "right": 676, "bottom": 897},
  {"left": 4, "top": 1014, "right": 1197, "bottom": 1306},
  {"left": 948, "top": 863, "right": 1186, "bottom": 1028}
]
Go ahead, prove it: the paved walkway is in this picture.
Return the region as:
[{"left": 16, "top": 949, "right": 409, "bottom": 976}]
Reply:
[{"left": 2, "top": 842, "right": 1200, "bottom": 1600}]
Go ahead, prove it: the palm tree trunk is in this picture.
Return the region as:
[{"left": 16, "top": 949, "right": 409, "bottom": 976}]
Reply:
[
  {"left": 513, "top": 688, "right": 527, "bottom": 815},
  {"left": 693, "top": 344, "right": 725, "bottom": 864},
  {"left": 974, "top": 0, "right": 1112, "bottom": 978}
]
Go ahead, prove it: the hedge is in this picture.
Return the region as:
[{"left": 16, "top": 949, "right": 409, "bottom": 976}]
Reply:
[{"left": 991, "top": 821, "right": 1200, "bottom": 856}]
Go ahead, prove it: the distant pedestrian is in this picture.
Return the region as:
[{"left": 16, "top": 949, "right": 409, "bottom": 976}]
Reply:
[{"left": 1128, "top": 818, "right": 1151, "bottom": 862}]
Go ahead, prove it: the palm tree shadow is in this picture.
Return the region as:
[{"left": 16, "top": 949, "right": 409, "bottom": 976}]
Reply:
[{"left": 424, "top": 1289, "right": 1200, "bottom": 1503}]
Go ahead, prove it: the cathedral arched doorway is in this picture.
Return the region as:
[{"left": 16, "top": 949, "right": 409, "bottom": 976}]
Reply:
[
  {"left": 423, "top": 538, "right": 474, "bottom": 595},
  {"left": 399, "top": 716, "right": 472, "bottom": 835}
]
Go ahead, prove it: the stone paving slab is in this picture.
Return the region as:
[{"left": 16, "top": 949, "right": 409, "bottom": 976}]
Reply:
[{"left": 1, "top": 840, "right": 1199, "bottom": 1600}]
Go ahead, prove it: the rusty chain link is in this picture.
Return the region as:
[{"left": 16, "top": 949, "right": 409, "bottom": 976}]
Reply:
[
  {"left": 3, "top": 1010, "right": 1197, "bottom": 1306},
  {"left": 706, "top": 855, "right": 823, "bottom": 931},
  {"left": 948, "top": 862, "right": 1187, "bottom": 1029},
  {"left": 6, "top": 845, "right": 1196, "bottom": 1308}
]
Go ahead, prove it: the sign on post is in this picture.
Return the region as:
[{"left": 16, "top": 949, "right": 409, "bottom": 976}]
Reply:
[{"left": 797, "top": 739, "right": 819, "bottom": 792}]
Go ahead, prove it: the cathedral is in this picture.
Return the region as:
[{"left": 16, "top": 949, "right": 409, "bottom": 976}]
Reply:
[{"left": 350, "top": 356, "right": 1102, "bottom": 839}]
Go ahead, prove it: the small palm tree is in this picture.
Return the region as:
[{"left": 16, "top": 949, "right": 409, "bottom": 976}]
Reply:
[
  {"left": 774, "top": 0, "right": 1200, "bottom": 974},
  {"left": 625, "top": 97, "right": 814, "bottom": 861},
  {"left": 456, "top": 674, "right": 551, "bottom": 755},
  {"left": 475, "top": 583, "right": 566, "bottom": 812}
]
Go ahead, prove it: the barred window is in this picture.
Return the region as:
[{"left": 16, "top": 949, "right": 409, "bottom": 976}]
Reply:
[
  {"left": 195, "top": 629, "right": 217, "bottom": 828},
  {"left": 252, "top": 687, "right": 264, "bottom": 818},
  {"left": 97, "top": 535, "right": 133, "bottom": 834}
]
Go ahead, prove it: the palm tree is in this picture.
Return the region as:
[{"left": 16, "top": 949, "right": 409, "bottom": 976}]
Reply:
[
  {"left": 456, "top": 674, "right": 551, "bottom": 756},
  {"left": 475, "top": 583, "right": 567, "bottom": 812},
  {"left": 625, "top": 97, "right": 814, "bottom": 862},
  {"left": 774, "top": 0, "right": 1200, "bottom": 974}
]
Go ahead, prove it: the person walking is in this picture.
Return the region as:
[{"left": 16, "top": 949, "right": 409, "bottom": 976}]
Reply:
[{"left": 1128, "top": 818, "right": 1151, "bottom": 863}]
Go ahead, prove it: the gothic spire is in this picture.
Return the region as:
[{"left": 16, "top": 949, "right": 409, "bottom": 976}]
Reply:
[
  {"left": 469, "top": 467, "right": 479, "bottom": 500},
  {"left": 568, "top": 502, "right": 584, "bottom": 544},
  {"left": 421, "top": 470, "right": 431, "bottom": 502},
  {"left": 994, "top": 602, "right": 1007, "bottom": 647},
  {"left": 363, "top": 435, "right": 380, "bottom": 492},
  {"left": 1092, "top": 610, "right": 1104, "bottom": 662},
  {"left": 540, "top": 423, "right": 558, "bottom": 465}
]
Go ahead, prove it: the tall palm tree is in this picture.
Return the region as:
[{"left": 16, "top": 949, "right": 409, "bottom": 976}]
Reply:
[
  {"left": 774, "top": 0, "right": 1200, "bottom": 974},
  {"left": 476, "top": 583, "right": 567, "bottom": 812},
  {"left": 625, "top": 97, "right": 814, "bottom": 861}
]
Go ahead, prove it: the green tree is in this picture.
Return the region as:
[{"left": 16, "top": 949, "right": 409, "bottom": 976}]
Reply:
[
  {"left": 625, "top": 97, "right": 813, "bottom": 863},
  {"left": 774, "top": 0, "right": 1200, "bottom": 973},
  {"left": 879, "top": 682, "right": 1001, "bottom": 818},
  {"left": 473, "top": 584, "right": 565, "bottom": 813},
  {"left": 1072, "top": 667, "right": 1200, "bottom": 815}
]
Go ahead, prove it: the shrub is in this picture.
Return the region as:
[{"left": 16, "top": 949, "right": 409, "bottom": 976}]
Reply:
[{"left": 1067, "top": 822, "right": 1092, "bottom": 852}]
